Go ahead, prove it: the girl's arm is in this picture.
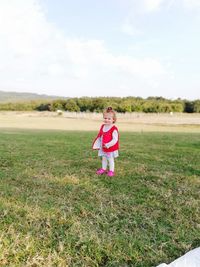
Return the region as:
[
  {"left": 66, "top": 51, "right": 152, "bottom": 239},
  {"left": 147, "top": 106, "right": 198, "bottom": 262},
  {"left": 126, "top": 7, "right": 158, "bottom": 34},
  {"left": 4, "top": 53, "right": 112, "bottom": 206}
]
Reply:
[{"left": 104, "top": 130, "right": 118, "bottom": 148}]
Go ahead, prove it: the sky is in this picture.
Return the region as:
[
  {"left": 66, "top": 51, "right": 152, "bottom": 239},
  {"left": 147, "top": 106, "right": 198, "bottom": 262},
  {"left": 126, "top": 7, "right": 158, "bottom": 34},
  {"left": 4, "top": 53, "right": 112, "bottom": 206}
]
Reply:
[{"left": 0, "top": 0, "right": 200, "bottom": 100}]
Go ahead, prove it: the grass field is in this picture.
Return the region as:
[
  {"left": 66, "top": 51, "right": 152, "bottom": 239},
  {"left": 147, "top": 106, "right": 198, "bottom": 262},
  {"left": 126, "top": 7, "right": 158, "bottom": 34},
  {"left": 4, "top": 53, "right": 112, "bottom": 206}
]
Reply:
[{"left": 0, "top": 129, "right": 200, "bottom": 266}]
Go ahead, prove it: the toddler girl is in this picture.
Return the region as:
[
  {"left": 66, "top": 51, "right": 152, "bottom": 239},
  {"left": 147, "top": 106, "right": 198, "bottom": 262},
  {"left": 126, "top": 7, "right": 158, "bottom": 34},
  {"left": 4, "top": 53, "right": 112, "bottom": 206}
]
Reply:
[{"left": 92, "top": 107, "right": 119, "bottom": 177}]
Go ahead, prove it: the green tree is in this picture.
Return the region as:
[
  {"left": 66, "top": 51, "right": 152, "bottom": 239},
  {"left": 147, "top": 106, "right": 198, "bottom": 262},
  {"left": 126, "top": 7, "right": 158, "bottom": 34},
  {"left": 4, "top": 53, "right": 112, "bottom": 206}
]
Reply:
[
  {"left": 117, "top": 100, "right": 132, "bottom": 112},
  {"left": 193, "top": 100, "right": 200, "bottom": 113},
  {"left": 90, "top": 98, "right": 107, "bottom": 112},
  {"left": 65, "top": 99, "right": 80, "bottom": 112},
  {"left": 77, "top": 98, "right": 93, "bottom": 112},
  {"left": 184, "top": 101, "right": 194, "bottom": 113}
]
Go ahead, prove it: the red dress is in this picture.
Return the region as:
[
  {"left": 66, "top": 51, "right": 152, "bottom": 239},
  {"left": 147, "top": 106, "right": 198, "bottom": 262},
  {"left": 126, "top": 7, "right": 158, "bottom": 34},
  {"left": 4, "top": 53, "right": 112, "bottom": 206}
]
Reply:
[{"left": 92, "top": 124, "right": 119, "bottom": 152}]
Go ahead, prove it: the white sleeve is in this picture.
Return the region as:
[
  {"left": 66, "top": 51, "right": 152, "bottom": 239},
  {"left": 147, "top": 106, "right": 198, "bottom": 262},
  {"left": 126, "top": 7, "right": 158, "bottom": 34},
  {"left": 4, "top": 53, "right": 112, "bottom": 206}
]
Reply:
[
  {"left": 156, "top": 247, "right": 200, "bottom": 267},
  {"left": 92, "top": 137, "right": 101, "bottom": 150},
  {"left": 169, "top": 247, "right": 200, "bottom": 267},
  {"left": 105, "top": 130, "right": 118, "bottom": 148}
]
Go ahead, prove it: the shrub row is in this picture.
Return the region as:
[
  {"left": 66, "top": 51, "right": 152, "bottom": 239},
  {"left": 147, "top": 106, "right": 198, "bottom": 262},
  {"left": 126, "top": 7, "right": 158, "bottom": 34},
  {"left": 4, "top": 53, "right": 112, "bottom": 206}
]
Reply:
[{"left": 0, "top": 97, "right": 200, "bottom": 113}]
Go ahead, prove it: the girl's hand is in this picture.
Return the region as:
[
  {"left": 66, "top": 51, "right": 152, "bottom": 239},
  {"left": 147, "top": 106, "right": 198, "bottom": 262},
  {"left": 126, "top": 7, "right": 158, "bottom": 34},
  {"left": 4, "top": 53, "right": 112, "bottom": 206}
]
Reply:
[{"left": 103, "top": 143, "right": 109, "bottom": 149}]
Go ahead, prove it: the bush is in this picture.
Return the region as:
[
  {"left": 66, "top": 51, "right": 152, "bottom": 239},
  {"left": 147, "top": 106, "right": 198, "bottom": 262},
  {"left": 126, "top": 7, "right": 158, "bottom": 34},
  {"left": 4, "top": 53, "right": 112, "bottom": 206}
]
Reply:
[
  {"left": 65, "top": 99, "right": 80, "bottom": 112},
  {"left": 35, "top": 103, "right": 51, "bottom": 111},
  {"left": 0, "top": 96, "right": 199, "bottom": 113},
  {"left": 193, "top": 100, "right": 200, "bottom": 113},
  {"left": 184, "top": 101, "right": 194, "bottom": 113}
]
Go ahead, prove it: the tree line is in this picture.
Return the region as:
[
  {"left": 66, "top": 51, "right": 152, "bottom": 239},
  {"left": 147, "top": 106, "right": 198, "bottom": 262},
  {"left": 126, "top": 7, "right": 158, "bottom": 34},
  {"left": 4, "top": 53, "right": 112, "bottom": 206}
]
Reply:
[{"left": 0, "top": 97, "right": 200, "bottom": 113}]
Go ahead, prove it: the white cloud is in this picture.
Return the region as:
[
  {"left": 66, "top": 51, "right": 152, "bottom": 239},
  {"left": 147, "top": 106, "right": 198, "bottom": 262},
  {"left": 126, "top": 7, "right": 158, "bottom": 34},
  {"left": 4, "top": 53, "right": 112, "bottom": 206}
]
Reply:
[
  {"left": 120, "top": 21, "right": 143, "bottom": 36},
  {"left": 142, "top": 0, "right": 165, "bottom": 12},
  {"left": 129, "top": 0, "right": 200, "bottom": 14},
  {"left": 183, "top": 0, "right": 200, "bottom": 9},
  {"left": 53, "top": 38, "right": 167, "bottom": 80},
  {"left": 0, "top": 0, "right": 169, "bottom": 97}
]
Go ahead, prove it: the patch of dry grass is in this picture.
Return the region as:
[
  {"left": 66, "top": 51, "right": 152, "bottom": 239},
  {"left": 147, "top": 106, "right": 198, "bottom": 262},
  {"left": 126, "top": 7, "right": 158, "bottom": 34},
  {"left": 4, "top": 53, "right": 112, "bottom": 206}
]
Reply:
[{"left": 0, "top": 111, "right": 200, "bottom": 132}]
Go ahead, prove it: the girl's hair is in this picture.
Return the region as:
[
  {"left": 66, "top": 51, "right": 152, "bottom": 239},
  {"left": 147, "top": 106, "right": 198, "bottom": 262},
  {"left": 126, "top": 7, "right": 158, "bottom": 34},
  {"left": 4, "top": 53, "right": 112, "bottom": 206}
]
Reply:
[{"left": 103, "top": 106, "right": 117, "bottom": 123}]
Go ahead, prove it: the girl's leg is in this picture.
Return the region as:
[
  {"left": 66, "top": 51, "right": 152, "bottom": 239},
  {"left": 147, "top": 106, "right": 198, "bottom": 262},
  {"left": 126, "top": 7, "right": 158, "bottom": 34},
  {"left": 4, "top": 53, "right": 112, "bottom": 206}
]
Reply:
[
  {"left": 96, "top": 157, "right": 107, "bottom": 175},
  {"left": 108, "top": 157, "right": 114, "bottom": 172},
  {"left": 102, "top": 156, "right": 108, "bottom": 170}
]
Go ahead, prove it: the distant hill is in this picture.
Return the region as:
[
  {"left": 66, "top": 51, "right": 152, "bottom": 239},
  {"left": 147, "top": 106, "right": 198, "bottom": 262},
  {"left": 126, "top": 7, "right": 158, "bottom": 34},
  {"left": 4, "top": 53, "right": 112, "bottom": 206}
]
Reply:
[{"left": 0, "top": 90, "right": 66, "bottom": 103}]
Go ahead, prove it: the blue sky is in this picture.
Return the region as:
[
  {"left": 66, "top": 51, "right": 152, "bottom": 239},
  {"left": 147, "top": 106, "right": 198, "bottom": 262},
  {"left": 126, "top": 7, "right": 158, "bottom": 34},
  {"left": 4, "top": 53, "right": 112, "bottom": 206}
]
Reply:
[{"left": 0, "top": 0, "right": 200, "bottom": 99}]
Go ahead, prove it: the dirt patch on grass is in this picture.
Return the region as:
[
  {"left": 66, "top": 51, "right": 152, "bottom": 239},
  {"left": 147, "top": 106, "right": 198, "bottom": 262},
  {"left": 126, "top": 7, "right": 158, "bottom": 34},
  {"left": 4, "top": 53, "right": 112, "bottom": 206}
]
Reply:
[{"left": 0, "top": 111, "right": 200, "bottom": 132}]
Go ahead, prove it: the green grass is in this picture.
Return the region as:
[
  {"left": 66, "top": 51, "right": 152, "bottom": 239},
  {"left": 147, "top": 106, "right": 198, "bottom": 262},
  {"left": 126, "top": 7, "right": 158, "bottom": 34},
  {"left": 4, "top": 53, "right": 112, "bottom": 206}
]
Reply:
[{"left": 0, "top": 129, "right": 200, "bottom": 267}]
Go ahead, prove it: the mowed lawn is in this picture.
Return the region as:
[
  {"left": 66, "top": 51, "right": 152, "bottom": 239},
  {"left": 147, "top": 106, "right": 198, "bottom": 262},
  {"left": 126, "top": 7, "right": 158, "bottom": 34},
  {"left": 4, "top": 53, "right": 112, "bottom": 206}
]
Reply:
[{"left": 0, "top": 129, "right": 199, "bottom": 267}]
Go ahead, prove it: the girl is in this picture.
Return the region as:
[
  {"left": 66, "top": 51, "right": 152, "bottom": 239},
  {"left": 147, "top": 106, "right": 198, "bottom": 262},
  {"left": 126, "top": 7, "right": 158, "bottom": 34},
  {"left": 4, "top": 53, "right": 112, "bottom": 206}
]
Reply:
[{"left": 92, "top": 107, "right": 119, "bottom": 177}]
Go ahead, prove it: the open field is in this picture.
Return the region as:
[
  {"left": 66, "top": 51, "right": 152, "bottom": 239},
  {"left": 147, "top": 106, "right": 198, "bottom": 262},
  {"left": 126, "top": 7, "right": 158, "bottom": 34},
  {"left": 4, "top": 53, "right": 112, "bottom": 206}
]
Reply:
[
  {"left": 0, "top": 111, "right": 200, "bottom": 132},
  {"left": 0, "top": 129, "right": 200, "bottom": 266}
]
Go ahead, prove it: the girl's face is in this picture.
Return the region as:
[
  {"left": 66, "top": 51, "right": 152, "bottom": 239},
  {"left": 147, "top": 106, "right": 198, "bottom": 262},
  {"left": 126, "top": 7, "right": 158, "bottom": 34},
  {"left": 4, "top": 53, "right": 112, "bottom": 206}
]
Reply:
[{"left": 103, "top": 113, "right": 114, "bottom": 125}]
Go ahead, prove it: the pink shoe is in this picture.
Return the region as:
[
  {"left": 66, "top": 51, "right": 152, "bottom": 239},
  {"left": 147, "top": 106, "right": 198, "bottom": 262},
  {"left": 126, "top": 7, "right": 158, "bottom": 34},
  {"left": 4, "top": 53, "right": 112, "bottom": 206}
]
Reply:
[
  {"left": 96, "top": 168, "right": 107, "bottom": 175},
  {"left": 107, "top": 171, "right": 115, "bottom": 177}
]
